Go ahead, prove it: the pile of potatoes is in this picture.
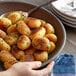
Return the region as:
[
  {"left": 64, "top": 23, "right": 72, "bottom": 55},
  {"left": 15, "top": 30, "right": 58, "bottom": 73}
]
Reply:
[{"left": 0, "top": 11, "right": 57, "bottom": 69}]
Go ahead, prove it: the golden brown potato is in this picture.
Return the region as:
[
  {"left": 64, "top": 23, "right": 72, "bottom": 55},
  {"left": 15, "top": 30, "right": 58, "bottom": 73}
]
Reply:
[
  {"left": 40, "top": 20, "right": 46, "bottom": 26},
  {"left": 0, "top": 38, "right": 11, "bottom": 51},
  {"left": 5, "top": 33, "right": 19, "bottom": 46},
  {"left": 0, "top": 29, "right": 6, "bottom": 39},
  {"left": 34, "top": 51, "right": 48, "bottom": 62},
  {"left": 0, "top": 17, "right": 12, "bottom": 28},
  {"left": 17, "top": 35, "right": 31, "bottom": 50},
  {"left": 30, "top": 27, "right": 46, "bottom": 40},
  {"left": 7, "top": 24, "right": 18, "bottom": 34},
  {"left": 4, "top": 59, "right": 18, "bottom": 69},
  {"left": 45, "top": 34, "right": 57, "bottom": 43},
  {"left": 28, "top": 19, "right": 41, "bottom": 28},
  {"left": 16, "top": 20, "right": 31, "bottom": 36},
  {"left": 12, "top": 45, "right": 25, "bottom": 59},
  {"left": 20, "top": 55, "right": 35, "bottom": 62},
  {"left": 44, "top": 23, "right": 54, "bottom": 34},
  {"left": 24, "top": 17, "right": 35, "bottom": 24},
  {"left": 0, "top": 50, "right": 17, "bottom": 62},
  {"left": 7, "top": 11, "right": 21, "bottom": 24},
  {"left": 48, "top": 42, "right": 56, "bottom": 53},
  {"left": 24, "top": 47, "right": 36, "bottom": 55},
  {"left": 32, "top": 37, "right": 51, "bottom": 51}
]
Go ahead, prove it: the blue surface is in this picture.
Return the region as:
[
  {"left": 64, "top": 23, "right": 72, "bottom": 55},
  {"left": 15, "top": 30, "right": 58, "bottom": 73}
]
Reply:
[{"left": 53, "top": 54, "right": 75, "bottom": 74}]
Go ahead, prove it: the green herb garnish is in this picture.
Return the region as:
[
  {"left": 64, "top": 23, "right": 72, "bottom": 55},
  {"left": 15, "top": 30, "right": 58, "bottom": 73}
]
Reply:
[{"left": 47, "top": 44, "right": 50, "bottom": 50}]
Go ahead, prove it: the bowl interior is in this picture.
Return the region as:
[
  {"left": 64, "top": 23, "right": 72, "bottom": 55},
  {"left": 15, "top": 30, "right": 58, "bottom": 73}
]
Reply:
[{"left": 0, "top": 1, "right": 66, "bottom": 69}]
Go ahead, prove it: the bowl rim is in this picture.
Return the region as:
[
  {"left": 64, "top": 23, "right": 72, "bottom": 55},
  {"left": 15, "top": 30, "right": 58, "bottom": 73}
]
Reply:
[{"left": 0, "top": 1, "right": 66, "bottom": 68}]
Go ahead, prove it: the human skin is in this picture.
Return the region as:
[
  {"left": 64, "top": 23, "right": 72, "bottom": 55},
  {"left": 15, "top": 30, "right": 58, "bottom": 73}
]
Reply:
[{"left": 0, "top": 61, "right": 54, "bottom": 76}]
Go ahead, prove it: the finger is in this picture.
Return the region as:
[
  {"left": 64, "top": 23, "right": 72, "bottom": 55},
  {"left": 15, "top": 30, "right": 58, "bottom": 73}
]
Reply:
[
  {"left": 26, "top": 61, "right": 42, "bottom": 69},
  {"left": 34, "top": 61, "right": 54, "bottom": 76}
]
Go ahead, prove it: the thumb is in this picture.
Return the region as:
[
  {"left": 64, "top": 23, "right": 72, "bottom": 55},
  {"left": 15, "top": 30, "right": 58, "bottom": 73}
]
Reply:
[{"left": 27, "top": 61, "right": 42, "bottom": 69}]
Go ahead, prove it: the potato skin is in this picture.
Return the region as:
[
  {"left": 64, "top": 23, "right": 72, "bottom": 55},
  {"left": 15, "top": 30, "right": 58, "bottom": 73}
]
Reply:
[
  {"left": 44, "top": 23, "right": 54, "bottom": 34},
  {"left": 17, "top": 35, "right": 31, "bottom": 50},
  {"left": 48, "top": 42, "right": 56, "bottom": 53},
  {"left": 0, "top": 29, "right": 6, "bottom": 39},
  {"left": 24, "top": 47, "right": 36, "bottom": 55},
  {"left": 4, "top": 60, "right": 17, "bottom": 69},
  {"left": 45, "top": 34, "right": 57, "bottom": 43},
  {"left": 12, "top": 45, "right": 25, "bottom": 59},
  {"left": 7, "top": 24, "right": 18, "bottom": 34},
  {"left": 0, "top": 17, "right": 12, "bottom": 28},
  {"left": 7, "top": 12, "right": 21, "bottom": 24},
  {"left": 5, "top": 33, "right": 19, "bottom": 46},
  {"left": 40, "top": 20, "right": 46, "bottom": 26},
  {"left": 32, "top": 37, "right": 51, "bottom": 51},
  {"left": 34, "top": 51, "right": 48, "bottom": 62},
  {"left": 28, "top": 19, "right": 41, "bottom": 28},
  {"left": 0, "top": 38, "right": 11, "bottom": 51},
  {"left": 0, "top": 50, "right": 17, "bottom": 62},
  {"left": 20, "top": 55, "right": 35, "bottom": 62},
  {"left": 30, "top": 27, "right": 46, "bottom": 40},
  {"left": 17, "top": 20, "right": 31, "bottom": 36}
]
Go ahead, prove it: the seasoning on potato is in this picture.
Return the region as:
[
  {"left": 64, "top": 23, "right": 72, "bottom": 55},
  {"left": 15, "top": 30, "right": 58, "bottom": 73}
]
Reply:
[
  {"left": 0, "top": 38, "right": 11, "bottom": 51},
  {"left": 34, "top": 51, "right": 48, "bottom": 62},
  {"left": 32, "top": 37, "right": 51, "bottom": 51},
  {"left": 48, "top": 42, "right": 56, "bottom": 53},
  {"left": 17, "top": 35, "right": 31, "bottom": 50},
  {"left": 0, "top": 29, "right": 6, "bottom": 39},
  {"left": 0, "top": 50, "right": 17, "bottom": 62},
  {"left": 7, "top": 11, "right": 21, "bottom": 24},
  {"left": 5, "top": 33, "right": 19, "bottom": 46},
  {"left": 30, "top": 27, "right": 46, "bottom": 40},
  {"left": 16, "top": 20, "right": 31, "bottom": 36},
  {"left": 12, "top": 45, "right": 25, "bottom": 59},
  {"left": 0, "top": 17, "right": 12, "bottom": 28},
  {"left": 0, "top": 11, "right": 57, "bottom": 69},
  {"left": 28, "top": 18, "right": 41, "bottom": 28},
  {"left": 7, "top": 24, "right": 18, "bottom": 34}
]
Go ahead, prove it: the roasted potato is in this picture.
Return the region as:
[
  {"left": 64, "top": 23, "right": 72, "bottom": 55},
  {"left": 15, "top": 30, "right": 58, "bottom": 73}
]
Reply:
[
  {"left": 0, "top": 50, "right": 17, "bottom": 62},
  {"left": 20, "top": 55, "right": 35, "bottom": 62},
  {"left": 16, "top": 20, "right": 31, "bottom": 36},
  {"left": 40, "top": 20, "right": 46, "bottom": 26},
  {"left": 48, "top": 42, "right": 56, "bottom": 53},
  {"left": 5, "top": 33, "right": 19, "bottom": 46},
  {"left": 34, "top": 51, "right": 48, "bottom": 62},
  {"left": 0, "top": 29, "right": 6, "bottom": 39},
  {"left": 32, "top": 37, "right": 51, "bottom": 51},
  {"left": 7, "top": 24, "right": 18, "bottom": 34},
  {"left": 12, "top": 45, "right": 25, "bottom": 59},
  {"left": 0, "top": 38, "right": 11, "bottom": 51},
  {"left": 7, "top": 11, "right": 21, "bottom": 24},
  {"left": 28, "top": 18, "right": 41, "bottom": 28},
  {"left": 24, "top": 47, "right": 36, "bottom": 55},
  {"left": 0, "top": 17, "right": 12, "bottom": 28},
  {"left": 17, "top": 35, "right": 31, "bottom": 50},
  {"left": 4, "top": 59, "right": 18, "bottom": 69},
  {"left": 30, "top": 27, "right": 46, "bottom": 40},
  {"left": 44, "top": 23, "right": 54, "bottom": 34},
  {"left": 24, "top": 17, "right": 36, "bottom": 24},
  {"left": 45, "top": 34, "right": 57, "bottom": 43}
]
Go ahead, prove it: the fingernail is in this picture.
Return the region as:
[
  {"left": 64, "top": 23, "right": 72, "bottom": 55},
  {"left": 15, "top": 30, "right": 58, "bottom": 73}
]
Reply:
[{"left": 38, "top": 61, "right": 42, "bottom": 65}]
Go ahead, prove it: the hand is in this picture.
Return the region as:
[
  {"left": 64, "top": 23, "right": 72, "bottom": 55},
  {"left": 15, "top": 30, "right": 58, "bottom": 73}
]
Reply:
[{"left": 6, "top": 61, "right": 54, "bottom": 76}]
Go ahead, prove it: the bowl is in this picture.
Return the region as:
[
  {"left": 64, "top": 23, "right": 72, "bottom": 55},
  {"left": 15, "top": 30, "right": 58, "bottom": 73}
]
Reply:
[{"left": 0, "top": 1, "right": 66, "bottom": 70}]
